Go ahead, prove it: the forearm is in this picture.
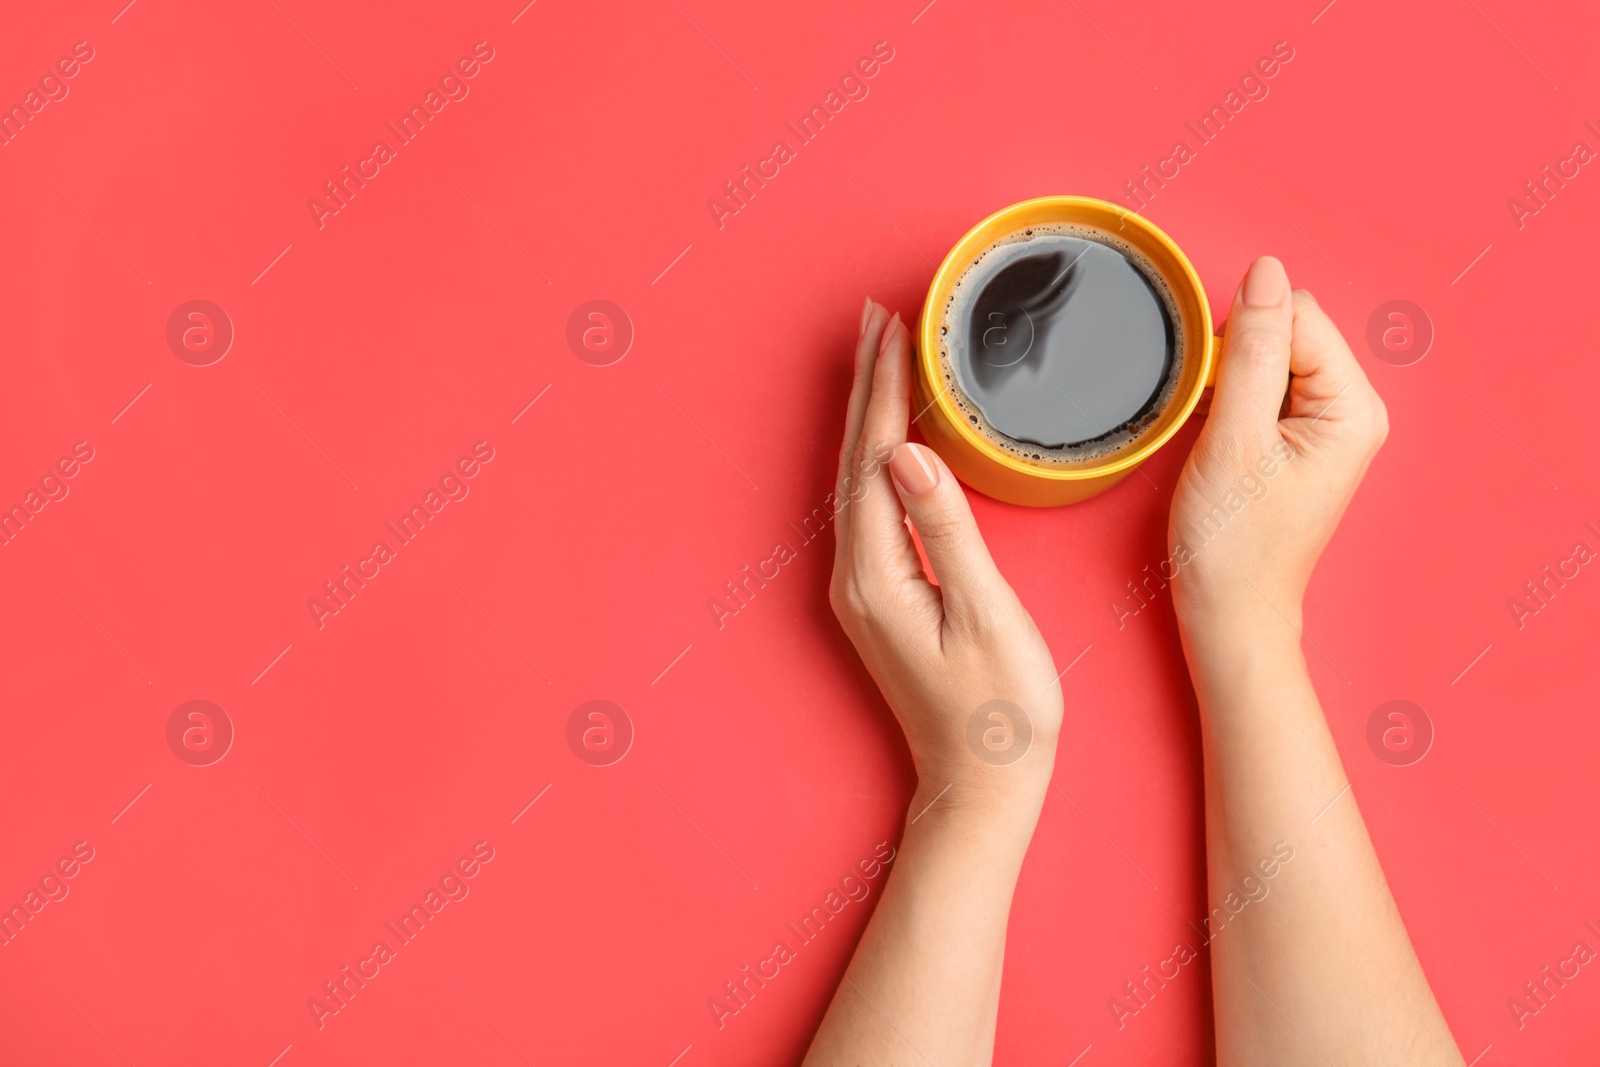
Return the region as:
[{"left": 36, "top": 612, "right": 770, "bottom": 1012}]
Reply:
[
  {"left": 802, "top": 776, "right": 1046, "bottom": 1067},
  {"left": 1182, "top": 607, "right": 1462, "bottom": 1067}
]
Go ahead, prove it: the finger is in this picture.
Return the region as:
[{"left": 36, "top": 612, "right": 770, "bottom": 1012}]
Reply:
[
  {"left": 848, "top": 313, "right": 923, "bottom": 577},
  {"left": 1206, "top": 256, "right": 1294, "bottom": 445},
  {"left": 886, "top": 442, "right": 1007, "bottom": 623},
  {"left": 837, "top": 298, "right": 889, "bottom": 497},
  {"left": 1283, "top": 290, "right": 1374, "bottom": 424},
  {"left": 835, "top": 298, "right": 893, "bottom": 569}
]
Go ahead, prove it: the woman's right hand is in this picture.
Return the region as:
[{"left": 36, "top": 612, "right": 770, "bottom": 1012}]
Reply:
[{"left": 1169, "top": 256, "right": 1389, "bottom": 631}]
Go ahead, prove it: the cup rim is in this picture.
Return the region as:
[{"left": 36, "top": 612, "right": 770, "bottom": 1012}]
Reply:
[{"left": 917, "top": 195, "right": 1215, "bottom": 482}]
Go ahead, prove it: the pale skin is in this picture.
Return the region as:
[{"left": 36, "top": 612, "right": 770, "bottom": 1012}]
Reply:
[{"left": 803, "top": 257, "right": 1464, "bottom": 1066}]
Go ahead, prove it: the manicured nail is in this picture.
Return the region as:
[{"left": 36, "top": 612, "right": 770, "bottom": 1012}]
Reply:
[
  {"left": 860, "top": 296, "right": 873, "bottom": 338},
  {"left": 889, "top": 443, "right": 939, "bottom": 495},
  {"left": 879, "top": 312, "right": 901, "bottom": 358},
  {"left": 1242, "top": 256, "right": 1288, "bottom": 307}
]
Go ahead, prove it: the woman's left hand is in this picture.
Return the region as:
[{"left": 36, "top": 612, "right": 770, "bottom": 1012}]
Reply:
[{"left": 830, "top": 299, "right": 1062, "bottom": 818}]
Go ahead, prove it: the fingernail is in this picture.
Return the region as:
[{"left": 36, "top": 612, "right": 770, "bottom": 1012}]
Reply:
[
  {"left": 889, "top": 443, "right": 939, "bottom": 495},
  {"left": 860, "top": 296, "right": 873, "bottom": 338},
  {"left": 879, "top": 312, "right": 901, "bottom": 358},
  {"left": 1242, "top": 256, "right": 1289, "bottom": 307}
]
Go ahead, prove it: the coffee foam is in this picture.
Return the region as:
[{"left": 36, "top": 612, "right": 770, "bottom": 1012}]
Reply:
[{"left": 937, "top": 223, "right": 1186, "bottom": 467}]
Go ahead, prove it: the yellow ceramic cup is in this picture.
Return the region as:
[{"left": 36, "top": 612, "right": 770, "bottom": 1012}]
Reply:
[{"left": 916, "top": 196, "right": 1223, "bottom": 507}]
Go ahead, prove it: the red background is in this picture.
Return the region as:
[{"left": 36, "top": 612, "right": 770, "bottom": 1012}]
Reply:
[{"left": 1, "top": 0, "right": 1597, "bottom": 1064}]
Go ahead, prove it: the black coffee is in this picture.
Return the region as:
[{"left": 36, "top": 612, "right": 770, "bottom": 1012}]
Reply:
[{"left": 938, "top": 225, "right": 1182, "bottom": 464}]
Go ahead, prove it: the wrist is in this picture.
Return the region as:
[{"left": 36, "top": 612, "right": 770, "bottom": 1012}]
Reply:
[
  {"left": 1175, "top": 579, "right": 1302, "bottom": 643},
  {"left": 901, "top": 782, "right": 1045, "bottom": 868},
  {"left": 1176, "top": 605, "right": 1310, "bottom": 712},
  {"left": 1179, "top": 609, "right": 1303, "bottom": 667},
  {"left": 908, "top": 740, "right": 1056, "bottom": 835}
]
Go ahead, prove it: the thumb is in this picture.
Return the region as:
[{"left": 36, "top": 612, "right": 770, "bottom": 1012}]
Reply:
[
  {"left": 1207, "top": 256, "right": 1294, "bottom": 442},
  {"left": 886, "top": 443, "right": 1007, "bottom": 622}
]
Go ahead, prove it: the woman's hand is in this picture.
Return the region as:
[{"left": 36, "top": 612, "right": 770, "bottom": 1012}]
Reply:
[
  {"left": 1168, "top": 256, "right": 1389, "bottom": 631},
  {"left": 829, "top": 299, "right": 1062, "bottom": 818},
  {"left": 804, "top": 298, "right": 1064, "bottom": 1067},
  {"left": 1168, "top": 259, "right": 1463, "bottom": 1067}
]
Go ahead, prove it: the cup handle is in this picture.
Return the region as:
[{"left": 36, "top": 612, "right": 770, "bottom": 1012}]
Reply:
[{"left": 1205, "top": 333, "right": 1225, "bottom": 389}]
